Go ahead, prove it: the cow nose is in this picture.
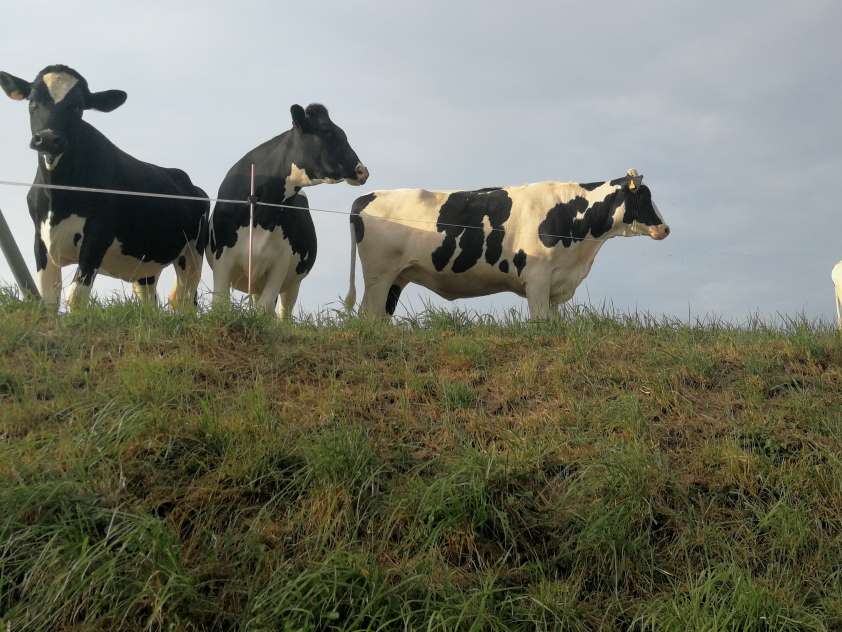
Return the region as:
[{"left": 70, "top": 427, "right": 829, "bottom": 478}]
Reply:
[
  {"left": 355, "top": 163, "right": 369, "bottom": 184},
  {"left": 663, "top": 226, "right": 670, "bottom": 236}
]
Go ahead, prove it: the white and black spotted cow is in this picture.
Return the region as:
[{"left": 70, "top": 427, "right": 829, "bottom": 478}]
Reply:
[
  {"left": 208, "top": 104, "right": 368, "bottom": 317},
  {"left": 0, "top": 65, "right": 209, "bottom": 309},
  {"left": 345, "top": 170, "right": 670, "bottom": 319}
]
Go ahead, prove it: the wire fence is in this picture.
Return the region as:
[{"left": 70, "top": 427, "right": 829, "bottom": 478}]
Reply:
[
  {"left": 0, "top": 178, "right": 620, "bottom": 244},
  {"left": 0, "top": 175, "right": 632, "bottom": 307}
]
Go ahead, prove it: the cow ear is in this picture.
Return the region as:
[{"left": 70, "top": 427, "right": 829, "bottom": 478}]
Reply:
[
  {"left": 291, "top": 104, "right": 310, "bottom": 131},
  {"left": 0, "top": 71, "right": 32, "bottom": 101},
  {"left": 86, "top": 89, "right": 127, "bottom": 112}
]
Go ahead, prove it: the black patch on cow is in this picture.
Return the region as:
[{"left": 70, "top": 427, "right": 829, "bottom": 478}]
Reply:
[
  {"left": 622, "top": 185, "right": 661, "bottom": 226},
  {"left": 211, "top": 190, "right": 316, "bottom": 276},
  {"left": 579, "top": 181, "right": 604, "bottom": 191},
  {"left": 177, "top": 256, "right": 186, "bottom": 270},
  {"left": 513, "top": 250, "right": 527, "bottom": 276},
  {"left": 538, "top": 190, "right": 621, "bottom": 248},
  {"left": 137, "top": 276, "right": 155, "bottom": 286},
  {"left": 499, "top": 260, "right": 509, "bottom": 274},
  {"left": 431, "top": 188, "right": 512, "bottom": 273},
  {"left": 34, "top": 235, "right": 48, "bottom": 271},
  {"left": 350, "top": 193, "right": 375, "bottom": 243},
  {"left": 610, "top": 177, "right": 630, "bottom": 187},
  {"left": 385, "top": 284, "right": 402, "bottom": 316},
  {"left": 73, "top": 233, "right": 82, "bottom": 246}
]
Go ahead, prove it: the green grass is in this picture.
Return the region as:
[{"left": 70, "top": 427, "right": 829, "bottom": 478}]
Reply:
[{"left": 1, "top": 289, "right": 841, "bottom": 630}]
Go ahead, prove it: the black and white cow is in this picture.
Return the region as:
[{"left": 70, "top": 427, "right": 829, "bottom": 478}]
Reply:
[
  {"left": 208, "top": 104, "right": 368, "bottom": 317},
  {"left": 0, "top": 65, "right": 209, "bottom": 309},
  {"left": 345, "top": 170, "right": 670, "bottom": 319}
]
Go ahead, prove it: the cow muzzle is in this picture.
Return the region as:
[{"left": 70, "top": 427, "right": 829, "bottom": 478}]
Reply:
[
  {"left": 648, "top": 224, "right": 671, "bottom": 240},
  {"left": 347, "top": 163, "right": 369, "bottom": 186},
  {"left": 31, "top": 131, "right": 67, "bottom": 170}
]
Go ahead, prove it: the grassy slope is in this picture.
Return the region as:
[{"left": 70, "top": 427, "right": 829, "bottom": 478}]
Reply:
[{"left": 1, "top": 291, "right": 841, "bottom": 631}]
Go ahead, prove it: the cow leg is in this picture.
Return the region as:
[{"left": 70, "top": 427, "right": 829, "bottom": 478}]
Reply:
[
  {"left": 132, "top": 276, "right": 158, "bottom": 305},
  {"left": 360, "top": 277, "right": 397, "bottom": 319},
  {"left": 169, "top": 243, "right": 203, "bottom": 309},
  {"left": 210, "top": 258, "right": 232, "bottom": 307},
  {"left": 385, "top": 281, "right": 406, "bottom": 317},
  {"left": 277, "top": 279, "right": 301, "bottom": 320},
  {"left": 67, "top": 230, "right": 110, "bottom": 311},
  {"left": 525, "top": 282, "right": 552, "bottom": 321},
  {"left": 254, "top": 260, "right": 288, "bottom": 316},
  {"left": 35, "top": 234, "right": 62, "bottom": 309}
]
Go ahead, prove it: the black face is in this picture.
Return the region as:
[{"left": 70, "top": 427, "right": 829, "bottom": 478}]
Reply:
[
  {"left": 290, "top": 104, "right": 369, "bottom": 185},
  {"left": 621, "top": 183, "right": 670, "bottom": 239},
  {"left": 0, "top": 65, "right": 127, "bottom": 170},
  {"left": 622, "top": 185, "right": 660, "bottom": 225}
]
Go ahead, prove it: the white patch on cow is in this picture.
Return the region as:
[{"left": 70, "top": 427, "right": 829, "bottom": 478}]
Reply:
[
  {"left": 100, "top": 238, "right": 165, "bottom": 281},
  {"left": 207, "top": 223, "right": 307, "bottom": 313},
  {"left": 284, "top": 163, "right": 339, "bottom": 198},
  {"left": 42, "top": 72, "right": 78, "bottom": 104},
  {"left": 43, "top": 153, "right": 63, "bottom": 171},
  {"left": 41, "top": 212, "right": 86, "bottom": 266}
]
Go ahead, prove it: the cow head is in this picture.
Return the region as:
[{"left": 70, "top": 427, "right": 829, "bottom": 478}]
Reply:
[
  {"left": 618, "top": 169, "right": 670, "bottom": 240},
  {"left": 287, "top": 103, "right": 369, "bottom": 191},
  {"left": 0, "top": 65, "right": 127, "bottom": 172}
]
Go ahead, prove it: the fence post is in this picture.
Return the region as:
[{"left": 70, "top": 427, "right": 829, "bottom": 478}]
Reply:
[{"left": 0, "top": 206, "right": 39, "bottom": 298}]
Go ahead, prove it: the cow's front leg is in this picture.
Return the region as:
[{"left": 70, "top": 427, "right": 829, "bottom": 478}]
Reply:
[
  {"left": 132, "top": 276, "right": 158, "bottom": 304},
  {"left": 525, "top": 281, "right": 552, "bottom": 321},
  {"left": 67, "top": 230, "right": 110, "bottom": 311},
  {"left": 35, "top": 233, "right": 61, "bottom": 309}
]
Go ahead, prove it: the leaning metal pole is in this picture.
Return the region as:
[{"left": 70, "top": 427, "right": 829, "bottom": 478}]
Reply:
[{"left": 0, "top": 206, "right": 39, "bottom": 298}]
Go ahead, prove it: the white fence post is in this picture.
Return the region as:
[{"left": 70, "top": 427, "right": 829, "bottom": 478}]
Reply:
[{"left": 0, "top": 206, "right": 39, "bottom": 298}]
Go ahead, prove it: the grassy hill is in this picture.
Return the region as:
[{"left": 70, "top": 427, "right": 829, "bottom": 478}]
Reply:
[{"left": 1, "top": 290, "right": 841, "bottom": 631}]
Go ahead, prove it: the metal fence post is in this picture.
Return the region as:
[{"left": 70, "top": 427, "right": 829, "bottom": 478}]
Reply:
[{"left": 0, "top": 206, "right": 39, "bottom": 298}]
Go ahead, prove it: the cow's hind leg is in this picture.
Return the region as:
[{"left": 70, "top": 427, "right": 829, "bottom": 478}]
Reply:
[
  {"left": 278, "top": 278, "right": 301, "bottom": 320},
  {"left": 169, "top": 242, "right": 203, "bottom": 309},
  {"left": 254, "top": 256, "right": 289, "bottom": 316},
  {"left": 385, "top": 281, "right": 407, "bottom": 317},
  {"left": 132, "top": 276, "right": 158, "bottom": 305},
  {"left": 360, "top": 276, "right": 399, "bottom": 319}
]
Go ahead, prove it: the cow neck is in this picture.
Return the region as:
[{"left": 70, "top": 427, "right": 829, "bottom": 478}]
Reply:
[
  {"left": 258, "top": 128, "right": 301, "bottom": 202},
  {"left": 34, "top": 120, "right": 108, "bottom": 215}
]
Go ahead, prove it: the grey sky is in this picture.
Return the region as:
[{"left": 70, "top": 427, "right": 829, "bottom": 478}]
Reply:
[{"left": 1, "top": 1, "right": 840, "bottom": 322}]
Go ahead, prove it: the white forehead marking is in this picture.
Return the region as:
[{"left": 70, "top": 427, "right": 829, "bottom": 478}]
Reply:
[{"left": 42, "top": 72, "right": 79, "bottom": 104}]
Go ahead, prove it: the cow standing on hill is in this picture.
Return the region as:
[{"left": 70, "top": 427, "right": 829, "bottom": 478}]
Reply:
[
  {"left": 345, "top": 170, "right": 670, "bottom": 319},
  {"left": 0, "top": 65, "right": 209, "bottom": 309},
  {"left": 208, "top": 104, "right": 368, "bottom": 317}
]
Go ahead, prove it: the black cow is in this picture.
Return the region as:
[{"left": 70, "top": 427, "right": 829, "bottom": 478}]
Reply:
[
  {"left": 208, "top": 104, "right": 368, "bottom": 317},
  {"left": 0, "top": 65, "right": 209, "bottom": 309}
]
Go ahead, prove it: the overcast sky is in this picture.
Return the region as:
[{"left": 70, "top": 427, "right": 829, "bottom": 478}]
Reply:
[{"left": 1, "top": 1, "right": 840, "bottom": 323}]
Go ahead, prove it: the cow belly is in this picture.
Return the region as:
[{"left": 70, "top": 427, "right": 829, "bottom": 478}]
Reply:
[
  {"left": 403, "top": 263, "right": 524, "bottom": 300},
  {"left": 100, "top": 239, "right": 167, "bottom": 281},
  {"left": 223, "top": 225, "right": 303, "bottom": 293}
]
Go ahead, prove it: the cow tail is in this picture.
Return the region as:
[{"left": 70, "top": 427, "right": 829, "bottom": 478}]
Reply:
[{"left": 344, "top": 218, "right": 357, "bottom": 311}]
